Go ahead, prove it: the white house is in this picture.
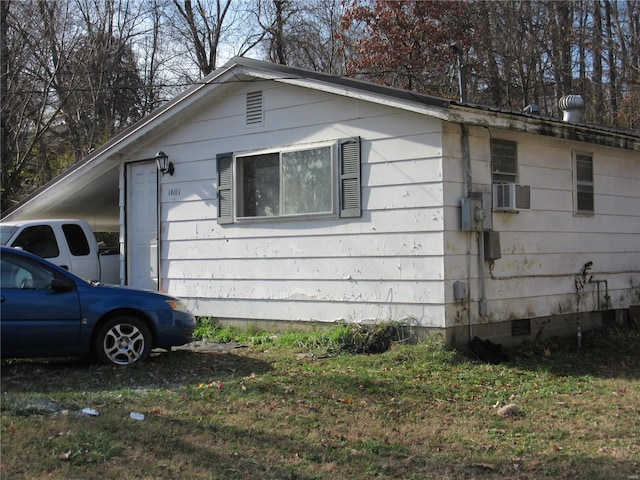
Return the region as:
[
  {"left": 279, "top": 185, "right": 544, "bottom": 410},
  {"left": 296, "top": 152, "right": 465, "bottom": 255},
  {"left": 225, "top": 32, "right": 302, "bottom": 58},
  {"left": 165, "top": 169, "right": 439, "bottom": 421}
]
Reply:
[{"left": 3, "top": 57, "right": 639, "bottom": 344}]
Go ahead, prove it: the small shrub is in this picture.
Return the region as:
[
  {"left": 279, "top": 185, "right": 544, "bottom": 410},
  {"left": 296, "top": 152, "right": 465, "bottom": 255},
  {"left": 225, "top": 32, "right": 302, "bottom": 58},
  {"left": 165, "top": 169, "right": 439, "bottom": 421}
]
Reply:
[{"left": 338, "top": 322, "right": 403, "bottom": 354}]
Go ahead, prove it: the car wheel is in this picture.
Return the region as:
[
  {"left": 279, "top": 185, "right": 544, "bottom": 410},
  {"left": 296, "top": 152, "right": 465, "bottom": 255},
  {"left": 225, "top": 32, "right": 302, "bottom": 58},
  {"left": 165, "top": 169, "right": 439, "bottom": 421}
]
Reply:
[{"left": 95, "top": 316, "right": 152, "bottom": 366}]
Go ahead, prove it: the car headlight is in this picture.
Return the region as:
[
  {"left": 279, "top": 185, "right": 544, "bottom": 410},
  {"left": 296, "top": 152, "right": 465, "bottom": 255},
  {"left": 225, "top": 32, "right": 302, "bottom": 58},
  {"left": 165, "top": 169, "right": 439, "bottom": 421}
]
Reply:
[{"left": 166, "top": 298, "right": 190, "bottom": 313}]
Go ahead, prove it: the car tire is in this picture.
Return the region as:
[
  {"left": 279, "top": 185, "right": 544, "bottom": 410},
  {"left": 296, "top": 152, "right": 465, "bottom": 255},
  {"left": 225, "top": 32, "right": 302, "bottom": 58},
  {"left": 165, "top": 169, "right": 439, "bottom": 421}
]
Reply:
[{"left": 95, "top": 316, "right": 152, "bottom": 366}]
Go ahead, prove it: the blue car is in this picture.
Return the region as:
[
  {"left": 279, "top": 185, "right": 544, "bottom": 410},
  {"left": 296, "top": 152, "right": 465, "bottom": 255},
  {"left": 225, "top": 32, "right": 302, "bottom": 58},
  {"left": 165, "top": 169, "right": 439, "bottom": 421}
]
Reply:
[{"left": 1, "top": 246, "right": 196, "bottom": 366}]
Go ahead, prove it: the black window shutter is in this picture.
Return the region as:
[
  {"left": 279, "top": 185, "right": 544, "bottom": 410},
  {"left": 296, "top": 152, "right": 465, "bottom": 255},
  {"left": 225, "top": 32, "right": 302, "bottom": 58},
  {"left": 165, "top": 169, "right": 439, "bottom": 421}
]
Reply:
[
  {"left": 339, "top": 137, "right": 361, "bottom": 218},
  {"left": 217, "top": 153, "right": 233, "bottom": 224}
]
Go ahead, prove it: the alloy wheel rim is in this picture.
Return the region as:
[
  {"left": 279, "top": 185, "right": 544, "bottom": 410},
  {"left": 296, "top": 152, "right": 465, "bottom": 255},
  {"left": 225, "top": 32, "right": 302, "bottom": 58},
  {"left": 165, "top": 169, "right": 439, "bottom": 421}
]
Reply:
[{"left": 103, "top": 323, "right": 145, "bottom": 365}]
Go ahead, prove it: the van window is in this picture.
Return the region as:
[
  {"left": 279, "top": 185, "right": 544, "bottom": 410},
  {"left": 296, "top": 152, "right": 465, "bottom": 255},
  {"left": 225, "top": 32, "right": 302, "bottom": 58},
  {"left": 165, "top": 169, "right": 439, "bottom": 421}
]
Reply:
[
  {"left": 12, "top": 225, "right": 60, "bottom": 258},
  {"left": 62, "top": 224, "right": 91, "bottom": 256}
]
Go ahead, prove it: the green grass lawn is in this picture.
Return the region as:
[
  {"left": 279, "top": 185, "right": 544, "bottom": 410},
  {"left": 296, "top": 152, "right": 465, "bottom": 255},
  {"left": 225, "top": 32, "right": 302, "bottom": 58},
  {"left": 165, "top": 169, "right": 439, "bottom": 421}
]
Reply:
[{"left": 2, "top": 322, "right": 639, "bottom": 479}]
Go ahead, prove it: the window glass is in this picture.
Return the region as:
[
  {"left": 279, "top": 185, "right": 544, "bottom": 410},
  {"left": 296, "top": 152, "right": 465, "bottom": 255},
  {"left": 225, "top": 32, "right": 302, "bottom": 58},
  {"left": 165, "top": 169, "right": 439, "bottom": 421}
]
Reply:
[
  {"left": 0, "top": 255, "right": 55, "bottom": 289},
  {"left": 240, "top": 153, "right": 280, "bottom": 217},
  {"left": 576, "top": 155, "right": 593, "bottom": 182},
  {"left": 574, "top": 153, "right": 594, "bottom": 214},
  {"left": 282, "top": 147, "right": 332, "bottom": 215},
  {"left": 62, "top": 223, "right": 91, "bottom": 256},
  {"left": 0, "top": 225, "right": 19, "bottom": 245},
  {"left": 576, "top": 185, "right": 594, "bottom": 212},
  {"left": 238, "top": 146, "right": 333, "bottom": 218},
  {"left": 11, "top": 225, "right": 60, "bottom": 258},
  {"left": 491, "top": 139, "right": 518, "bottom": 183}
]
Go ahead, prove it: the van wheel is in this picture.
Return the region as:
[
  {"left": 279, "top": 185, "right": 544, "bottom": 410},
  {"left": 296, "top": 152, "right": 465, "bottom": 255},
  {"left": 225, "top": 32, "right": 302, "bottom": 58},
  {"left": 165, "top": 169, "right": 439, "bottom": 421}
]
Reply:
[{"left": 95, "top": 316, "right": 152, "bottom": 366}]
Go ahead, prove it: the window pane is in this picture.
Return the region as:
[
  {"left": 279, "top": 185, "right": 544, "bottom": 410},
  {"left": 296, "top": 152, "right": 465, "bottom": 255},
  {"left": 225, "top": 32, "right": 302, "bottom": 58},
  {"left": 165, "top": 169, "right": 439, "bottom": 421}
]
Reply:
[
  {"left": 576, "top": 156, "right": 593, "bottom": 182},
  {"left": 282, "top": 147, "right": 332, "bottom": 215},
  {"left": 12, "top": 225, "right": 60, "bottom": 258},
  {"left": 62, "top": 224, "right": 90, "bottom": 256},
  {"left": 577, "top": 184, "right": 594, "bottom": 212},
  {"left": 241, "top": 153, "right": 280, "bottom": 217},
  {"left": 1, "top": 255, "right": 56, "bottom": 289},
  {"left": 491, "top": 139, "right": 518, "bottom": 183},
  {"left": 575, "top": 153, "right": 593, "bottom": 214},
  {"left": 0, "top": 226, "right": 19, "bottom": 245}
]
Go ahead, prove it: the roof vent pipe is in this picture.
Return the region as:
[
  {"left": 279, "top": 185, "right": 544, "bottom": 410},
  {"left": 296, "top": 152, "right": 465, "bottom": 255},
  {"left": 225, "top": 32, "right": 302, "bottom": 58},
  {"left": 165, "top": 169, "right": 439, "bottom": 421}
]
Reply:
[
  {"left": 450, "top": 42, "right": 466, "bottom": 103},
  {"left": 558, "top": 95, "right": 584, "bottom": 123}
]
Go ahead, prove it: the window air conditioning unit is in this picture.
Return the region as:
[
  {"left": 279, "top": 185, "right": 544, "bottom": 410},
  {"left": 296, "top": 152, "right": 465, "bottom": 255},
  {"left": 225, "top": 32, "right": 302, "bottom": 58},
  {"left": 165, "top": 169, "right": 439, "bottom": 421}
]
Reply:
[{"left": 493, "top": 183, "right": 531, "bottom": 211}]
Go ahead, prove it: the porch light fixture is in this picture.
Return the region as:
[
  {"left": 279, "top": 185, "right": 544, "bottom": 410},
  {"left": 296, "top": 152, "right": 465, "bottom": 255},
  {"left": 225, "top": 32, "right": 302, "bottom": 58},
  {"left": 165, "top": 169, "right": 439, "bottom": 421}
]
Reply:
[{"left": 155, "top": 151, "right": 174, "bottom": 176}]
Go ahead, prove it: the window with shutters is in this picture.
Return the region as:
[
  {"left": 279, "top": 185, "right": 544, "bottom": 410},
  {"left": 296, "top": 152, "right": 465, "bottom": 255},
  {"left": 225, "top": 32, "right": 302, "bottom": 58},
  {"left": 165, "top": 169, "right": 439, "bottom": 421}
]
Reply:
[
  {"left": 217, "top": 138, "right": 360, "bottom": 224},
  {"left": 573, "top": 152, "right": 594, "bottom": 215}
]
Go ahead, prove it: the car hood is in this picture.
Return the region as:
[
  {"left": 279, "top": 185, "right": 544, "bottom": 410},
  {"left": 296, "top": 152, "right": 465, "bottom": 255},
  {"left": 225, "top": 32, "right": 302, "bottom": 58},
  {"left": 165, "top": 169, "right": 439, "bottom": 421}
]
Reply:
[{"left": 83, "top": 282, "right": 177, "bottom": 300}]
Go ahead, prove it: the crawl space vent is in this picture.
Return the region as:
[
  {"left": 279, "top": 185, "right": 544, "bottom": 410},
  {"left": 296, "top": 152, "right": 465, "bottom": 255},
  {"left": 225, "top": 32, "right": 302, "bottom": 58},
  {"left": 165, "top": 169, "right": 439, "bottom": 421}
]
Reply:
[{"left": 511, "top": 318, "right": 531, "bottom": 336}]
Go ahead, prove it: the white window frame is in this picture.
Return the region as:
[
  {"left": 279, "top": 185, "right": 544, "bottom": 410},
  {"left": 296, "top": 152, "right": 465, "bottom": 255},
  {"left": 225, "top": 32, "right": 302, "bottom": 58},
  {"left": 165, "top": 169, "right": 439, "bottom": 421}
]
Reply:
[
  {"left": 235, "top": 141, "right": 337, "bottom": 221},
  {"left": 573, "top": 151, "right": 594, "bottom": 215}
]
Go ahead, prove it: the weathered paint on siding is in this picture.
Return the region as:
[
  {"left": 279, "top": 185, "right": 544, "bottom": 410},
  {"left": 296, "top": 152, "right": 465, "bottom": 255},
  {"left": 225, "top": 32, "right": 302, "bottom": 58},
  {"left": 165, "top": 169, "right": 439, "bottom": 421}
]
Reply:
[
  {"left": 153, "top": 81, "right": 447, "bottom": 327},
  {"left": 143, "top": 79, "right": 638, "bottom": 334},
  {"left": 442, "top": 123, "right": 640, "bottom": 333}
]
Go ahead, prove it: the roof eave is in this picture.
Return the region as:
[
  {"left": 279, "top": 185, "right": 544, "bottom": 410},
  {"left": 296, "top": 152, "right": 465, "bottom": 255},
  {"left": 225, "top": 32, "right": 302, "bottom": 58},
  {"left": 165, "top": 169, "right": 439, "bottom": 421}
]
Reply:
[{"left": 449, "top": 105, "right": 640, "bottom": 152}]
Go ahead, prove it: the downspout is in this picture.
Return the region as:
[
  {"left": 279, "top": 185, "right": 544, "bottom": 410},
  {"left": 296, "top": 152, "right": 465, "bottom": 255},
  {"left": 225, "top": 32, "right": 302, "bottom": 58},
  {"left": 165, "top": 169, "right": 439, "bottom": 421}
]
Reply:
[{"left": 461, "top": 124, "right": 474, "bottom": 341}]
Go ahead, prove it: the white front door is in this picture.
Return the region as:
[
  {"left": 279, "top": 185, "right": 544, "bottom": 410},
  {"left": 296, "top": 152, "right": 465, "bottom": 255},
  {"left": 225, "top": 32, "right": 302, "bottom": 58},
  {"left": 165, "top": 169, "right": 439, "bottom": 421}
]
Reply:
[{"left": 127, "top": 161, "right": 158, "bottom": 290}]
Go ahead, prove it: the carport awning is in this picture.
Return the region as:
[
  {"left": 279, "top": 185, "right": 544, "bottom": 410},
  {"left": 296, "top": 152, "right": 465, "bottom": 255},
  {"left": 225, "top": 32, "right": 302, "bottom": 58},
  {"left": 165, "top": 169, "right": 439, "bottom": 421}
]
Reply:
[{"left": 2, "top": 157, "right": 120, "bottom": 232}]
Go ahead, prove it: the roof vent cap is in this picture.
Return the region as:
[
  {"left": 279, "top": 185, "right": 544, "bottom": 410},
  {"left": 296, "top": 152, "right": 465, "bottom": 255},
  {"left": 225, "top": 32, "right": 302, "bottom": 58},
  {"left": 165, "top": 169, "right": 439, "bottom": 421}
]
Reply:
[
  {"left": 558, "top": 95, "right": 584, "bottom": 123},
  {"left": 523, "top": 104, "right": 539, "bottom": 114}
]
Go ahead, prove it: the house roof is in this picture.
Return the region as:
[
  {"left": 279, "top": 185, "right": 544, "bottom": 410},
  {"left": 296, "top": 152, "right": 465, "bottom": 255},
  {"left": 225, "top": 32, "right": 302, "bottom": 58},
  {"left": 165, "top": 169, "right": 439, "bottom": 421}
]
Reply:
[{"left": 3, "top": 57, "right": 638, "bottom": 230}]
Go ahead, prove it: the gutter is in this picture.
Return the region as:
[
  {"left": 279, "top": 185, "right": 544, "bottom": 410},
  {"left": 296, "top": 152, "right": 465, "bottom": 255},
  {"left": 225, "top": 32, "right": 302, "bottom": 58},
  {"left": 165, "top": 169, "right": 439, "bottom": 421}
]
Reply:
[{"left": 448, "top": 105, "right": 640, "bottom": 152}]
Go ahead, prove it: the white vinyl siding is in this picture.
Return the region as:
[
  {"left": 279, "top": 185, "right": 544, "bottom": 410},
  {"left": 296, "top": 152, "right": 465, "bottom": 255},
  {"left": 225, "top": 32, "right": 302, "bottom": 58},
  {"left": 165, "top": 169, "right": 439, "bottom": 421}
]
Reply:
[
  {"left": 160, "top": 83, "right": 445, "bottom": 326},
  {"left": 446, "top": 124, "right": 638, "bottom": 333},
  {"left": 156, "top": 78, "right": 638, "bottom": 335}
]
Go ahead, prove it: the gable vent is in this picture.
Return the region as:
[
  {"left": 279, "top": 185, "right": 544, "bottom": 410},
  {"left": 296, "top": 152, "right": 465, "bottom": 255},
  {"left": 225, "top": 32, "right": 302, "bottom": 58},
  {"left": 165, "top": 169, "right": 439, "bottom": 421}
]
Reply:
[{"left": 246, "top": 91, "right": 263, "bottom": 126}]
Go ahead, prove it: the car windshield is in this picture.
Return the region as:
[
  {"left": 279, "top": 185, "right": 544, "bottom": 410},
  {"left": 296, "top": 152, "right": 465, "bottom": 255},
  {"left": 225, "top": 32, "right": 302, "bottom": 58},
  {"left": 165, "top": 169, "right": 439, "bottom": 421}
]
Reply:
[{"left": 0, "top": 225, "right": 19, "bottom": 246}]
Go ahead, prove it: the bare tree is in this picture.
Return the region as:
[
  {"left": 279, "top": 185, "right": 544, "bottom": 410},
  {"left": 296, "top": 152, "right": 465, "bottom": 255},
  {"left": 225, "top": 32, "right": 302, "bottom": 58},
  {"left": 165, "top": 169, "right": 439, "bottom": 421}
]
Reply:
[
  {"left": 1, "top": 0, "right": 153, "bottom": 212},
  {"left": 169, "top": 0, "right": 233, "bottom": 77},
  {"left": 3, "top": 0, "right": 639, "bottom": 213},
  {"left": 251, "top": 0, "right": 347, "bottom": 73},
  {"left": 470, "top": 1, "right": 552, "bottom": 109},
  {"left": 1, "top": 0, "right": 78, "bottom": 211}
]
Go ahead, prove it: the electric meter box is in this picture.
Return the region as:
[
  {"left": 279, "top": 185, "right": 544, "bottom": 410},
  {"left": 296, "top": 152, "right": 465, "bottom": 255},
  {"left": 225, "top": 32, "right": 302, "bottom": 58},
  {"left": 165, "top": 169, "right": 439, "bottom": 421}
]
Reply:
[{"left": 460, "top": 193, "right": 492, "bottom": 231}]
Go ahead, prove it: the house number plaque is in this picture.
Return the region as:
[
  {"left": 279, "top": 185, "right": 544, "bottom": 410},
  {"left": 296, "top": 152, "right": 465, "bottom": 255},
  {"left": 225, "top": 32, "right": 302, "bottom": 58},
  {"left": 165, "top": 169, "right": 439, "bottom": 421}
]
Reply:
[{"left": 167, "top": 187, "right": 181, "bottom": 198}]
